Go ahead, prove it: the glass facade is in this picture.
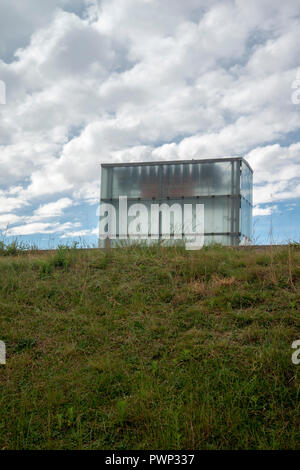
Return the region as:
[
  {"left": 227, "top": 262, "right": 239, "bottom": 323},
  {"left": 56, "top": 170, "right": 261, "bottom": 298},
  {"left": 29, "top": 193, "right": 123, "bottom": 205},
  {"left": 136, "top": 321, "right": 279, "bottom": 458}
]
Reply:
[
  {"left": 99, "top": 158, "right": 253, "bottom": 246},
  {"left": 240, "top": 161, "right": 253, "bottom": 244}
]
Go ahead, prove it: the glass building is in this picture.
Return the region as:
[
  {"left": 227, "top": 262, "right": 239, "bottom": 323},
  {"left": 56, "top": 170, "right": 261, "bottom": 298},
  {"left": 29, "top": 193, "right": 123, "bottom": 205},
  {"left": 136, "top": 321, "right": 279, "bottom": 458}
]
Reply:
[{"left": 99, "top": 157, "right": 253, "bottom": 246}]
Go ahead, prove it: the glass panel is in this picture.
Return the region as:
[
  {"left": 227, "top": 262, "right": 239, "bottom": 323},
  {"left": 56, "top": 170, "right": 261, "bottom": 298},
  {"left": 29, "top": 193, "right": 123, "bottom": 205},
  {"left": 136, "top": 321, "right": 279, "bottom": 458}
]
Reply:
[
  {"left": 161, "top": 161, "right": 233, "bottom": 197},
  {"left": 100, "top": 196, "right": 240, "bottom": 237},
  {"left": 100, "top": 166, "right": 112, "bottom": 199},
  {"left": 240, "top": 197, "right": 252, "bottom": 241},
  {"left": 240, "top": 161, "right": 253, "bottom": 204},
  {"left": 194, "top": 197, "right": 234, "bottom": 233},
  {"left": 231, "top": 159, "right": 240, "bottom": 194},
  {"left": 102, "top": 160, "right": 244, "bottom": 199},
  {"left": 100, "top": 199, "right": 153, "bottom": 238},
  {"left": 161, "top": 163, "right": 198, "bottom": 197},
  {"left": 111, "top": 165, "right": 160, "bottom": 199}
]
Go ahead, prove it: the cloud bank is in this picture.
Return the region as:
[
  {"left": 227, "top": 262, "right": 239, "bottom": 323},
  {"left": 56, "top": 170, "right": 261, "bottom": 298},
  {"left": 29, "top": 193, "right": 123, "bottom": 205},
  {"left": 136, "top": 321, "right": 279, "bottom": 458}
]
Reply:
[{"left": 0, "top": 0, "right": 299, "bottom": 240}]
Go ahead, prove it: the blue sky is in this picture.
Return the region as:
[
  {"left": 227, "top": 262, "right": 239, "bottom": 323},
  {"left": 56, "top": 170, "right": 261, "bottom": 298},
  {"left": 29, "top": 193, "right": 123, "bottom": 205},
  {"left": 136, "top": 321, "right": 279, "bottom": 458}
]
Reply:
[{"left": 0, "top": 0, "right": 300, "bottom": 246}]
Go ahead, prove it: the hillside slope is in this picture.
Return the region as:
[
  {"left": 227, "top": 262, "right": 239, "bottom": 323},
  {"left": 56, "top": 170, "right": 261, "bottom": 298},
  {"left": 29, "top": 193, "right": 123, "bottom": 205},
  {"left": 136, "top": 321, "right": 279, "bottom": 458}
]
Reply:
[{"left": 0, "top": 244, "right": 299, "bottom": 449}]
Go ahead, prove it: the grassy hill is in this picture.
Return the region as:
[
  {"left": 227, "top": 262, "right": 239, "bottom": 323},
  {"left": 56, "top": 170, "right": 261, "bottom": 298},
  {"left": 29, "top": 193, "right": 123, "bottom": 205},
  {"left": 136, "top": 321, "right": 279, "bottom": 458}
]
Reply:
[{"left": 0, "top": 244, "right": 299, "bottom": 450}]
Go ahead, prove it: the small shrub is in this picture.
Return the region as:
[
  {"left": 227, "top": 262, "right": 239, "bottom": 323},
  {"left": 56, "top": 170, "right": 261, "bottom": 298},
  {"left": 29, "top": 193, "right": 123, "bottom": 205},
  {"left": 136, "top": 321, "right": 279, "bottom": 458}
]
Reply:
[
  {"left": 256, "top": 255, "right": 270, "bottom": 266},
  {"left": 52, "top": 245, "right": 71, "bottom": 270}
]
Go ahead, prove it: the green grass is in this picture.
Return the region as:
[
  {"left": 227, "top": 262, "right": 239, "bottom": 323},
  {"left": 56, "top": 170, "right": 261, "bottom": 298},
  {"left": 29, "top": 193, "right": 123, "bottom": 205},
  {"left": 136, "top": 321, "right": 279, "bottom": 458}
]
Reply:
[{"left": 0, "top": 244, "right": 299, "bottom": 450}]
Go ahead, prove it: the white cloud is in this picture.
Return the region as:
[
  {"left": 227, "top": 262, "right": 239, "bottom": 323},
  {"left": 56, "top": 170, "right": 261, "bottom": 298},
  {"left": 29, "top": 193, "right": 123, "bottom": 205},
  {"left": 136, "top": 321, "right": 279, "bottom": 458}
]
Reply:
[
  {"left": 6, "top": 221, "right": 81, "bottom": 236},
  {"left": 253, "top": 205, "right": 278, "bottom": 216},
  {"left": 33, "top": 197, "right": 73, "bottom": 218},
  {"left": 0, "top": 194, "right": 28, "bottom": 213},
  {"left": 0, "top": 213, "right": 25, "bottom": 230},
  {"left": 60, "top": 229, "right": 93, "bottom": 238},
  {"left": 0, "top": 0, "right": 94, "bottom": 61}
]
